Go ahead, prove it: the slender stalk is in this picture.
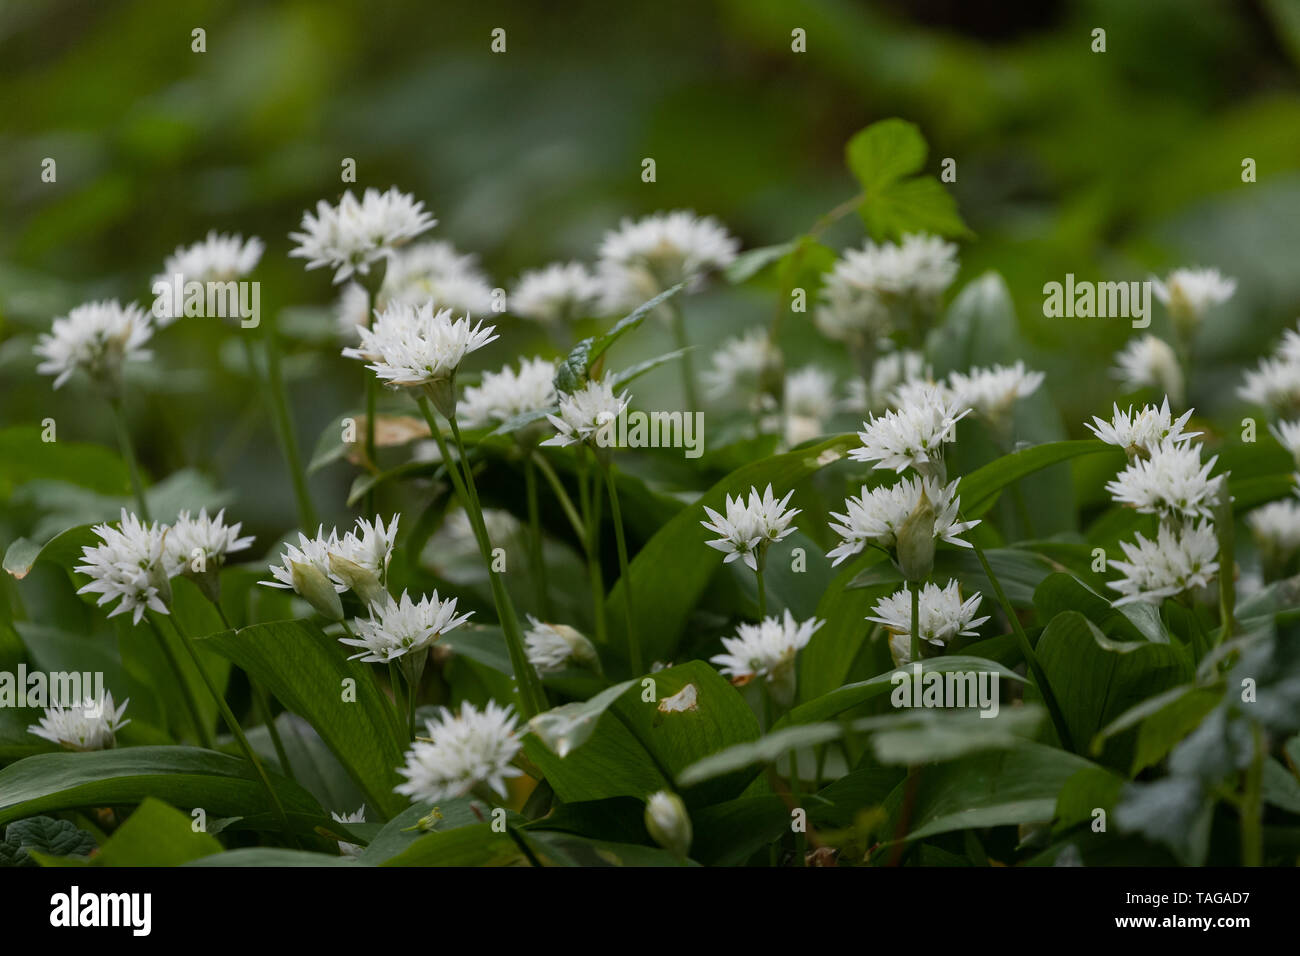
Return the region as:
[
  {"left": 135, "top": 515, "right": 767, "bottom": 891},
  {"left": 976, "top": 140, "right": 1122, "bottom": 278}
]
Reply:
[
  {"left": 524, "top": 456, "right": 551, "bottom": 616},
  {"left": 910, "top": 583, "right": 921, "bottom": 665},
  {"left": 1241, "top": 721, "right": 1264, "bottom": 867},
  {"left": 107, "top": 396, "right": 149, "bottom": 520},
  {"left": 387, "top": 660, "right": 407, "bottom": 737},
  {"left": 532, "top": 451, "right": 587, "bottom": 542},
  {"left": 146, "top": 616, "right": 210, "bottom": 747},
  {"left": 364, "top": 375, "right": 378, "bottom": 518},
  {"left": 211, "top": 600, "right": 293, "bottom": 782},
  {"left": 667, "top": 302, "right": 699, "bottom": 411},
  {"left": 756, "top": 565, "right": 767, "bottom": 620},
  {"left": 576, "top": 449, "right": 608, "bottom": 645},
  {"left": 969, "top": 539, "right": 1075, "bottom": 753},
  {"left": 417, "top": 399, "right": 545, "bottom": 716},
  {"left": 246, "top": 330, "right": 317, "bottom": 530},
  {"left": 602, "top": 461, "right": 641, "bottom": 674},
  {"left": 161, "top": 613, "right": 294, "bottom": 837}
]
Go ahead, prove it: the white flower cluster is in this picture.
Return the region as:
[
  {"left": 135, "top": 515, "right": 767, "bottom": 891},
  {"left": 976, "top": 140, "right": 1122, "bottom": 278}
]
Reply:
[
  {"left": 395, "top": 700, "right": 523, "bottom": 803},
  {"left": 75, "top": 508, "right": 253, "bottom": 624},
  {"left": 702, "top": 328, "right": 780, "bottom": 401},
  {"left": 339, "top": 590, "right": 472, "bottom": 664},
  {"left": 290, "top": 186, "right": 436, "bottom": 284},
  {"left": 342, "top": 300, "right": 499, "bottom": 391},
  {"left": 542, "top": 376, "right": 630, "bottom": 449},
  {"left": 28, "top": 690, "right": 131, "bottom": 752},
  {"left": 869, "top": 580, "right": 989, "bottom": 664},
  {"left": 597, "top": 210, "right": 739, "bottom": 311},
  {"left": 700, "top": 484, "right": 800, "bottom": 571},
  {"left": 261, "top": 515, "right": 399, "bottom": 615},
  {"left": 826, "top": 476, "right": 977, "bottom": 567},
  {"left": 524, "top": 616, "right": 598, "bottom": 674},
  {"left": 35, "top": 300, "right": 154, "bottom": 391},
  {"left": 1093, "top": 401, "right": 1224, "bottom": 605},
  {"left": 152, "top": 232, "right": 264, "bottom": 325},
  {"left": 1152, "top": 267, "right": 1235, "bottom": 333},
  {"left": 710, "top": 610, "right": 824, "bottom": 704},
  {"left": 510, "top": 262, "right": 605, "bottom": 323},
  {"left": 843, "top": 350, "right": 930, "bottom": 415},
  {"left": 1240, "top": 322, "right": 1300, "bottom": 419},
  {"left": 816, "top": 234, "right": 958, "bottom": 344},
  {"left": 849, "top": 382, "right": 970, "bottom": 479},
  {"left": 459, "top": 356, "right": 557, "bottom": 429}
]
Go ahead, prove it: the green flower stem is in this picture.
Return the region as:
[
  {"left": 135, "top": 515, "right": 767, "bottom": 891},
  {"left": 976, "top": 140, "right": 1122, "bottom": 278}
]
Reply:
[
  {"left": 910, "top": 582, "right": 921, "bottom": 665},
  {"left": 107, "top": 395, "right": 150, "bottom": 520},
  {"left": 969, "top": 539, "right": 1076, "bottom": 753},
  {"left": 755, "top": 552, "right": 768, "bottom": 620},
  {"left": 1241, "top": 721, "right": 1264, "bottom": 867},
  {"left": 160, "top": 613, "right": 294, "bottom": 837},
  {"left": 417, "top": 398, "right": 546, "bottom": 717},
  {"left": 387, "top": 660, "right": 408, "bottom": 738},
  {"left": 531, "top": 451, "right": 587, "bottom": 542},
  {"left": 244, "top": 331, "right": 317, "bottom": 530},
  {"left": 146, "top": 616, "right": 210, "bottom": 747},
  {"left": 363, "top": 374, "right": 378, "bottom": 518},
  {"left": 667, "top": 301, "right": 699, "bottom": 411},
  {"left": 524, "top": 456, "right": 552, "bottom": 617},
  {"left": 211, "top": 600, "right": 294, "bottom": 783},
  {"left": 576, "top": 448, "right": 608, "bottom": 646},
  {"left": 602, "top": 460, "right": 641, "bottom": 674}
]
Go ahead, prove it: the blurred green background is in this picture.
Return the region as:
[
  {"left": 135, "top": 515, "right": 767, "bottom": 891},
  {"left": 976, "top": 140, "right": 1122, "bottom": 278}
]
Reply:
[{"left": 4, "top": 0, "right": 1300, "bottom": 543}]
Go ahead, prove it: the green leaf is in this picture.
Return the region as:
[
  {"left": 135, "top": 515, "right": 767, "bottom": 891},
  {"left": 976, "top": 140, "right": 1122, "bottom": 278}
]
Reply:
[
  {"left": 185, "top": 848, "right": 355, "bottom": 866},
  {"left": 1034, "top": 572, "right": 1167, "bottom": 644},
  {"left": 1032, "top": 611, "right": 1192, "bottom": 763},
  {"left": 846, "top": 118, "right": 927, "bottom": 191},
  {"left": 65, "top": 798, "right": 222, "bottom": 867},
  {"left": 881, "top": 741, "right": 1102, "bottom": 843},
  {"left": 606, "top": 433, "right": 859, "bottom": 668},
  {"left": 528, "top": 679, "right": 639, "bottom": 757},
  {"left": 845, "top": 118, "right": 971, "bottom": 239},
  {"left": 1, "top": 815, "right": 97, "bottom": 867},
  {"left": 201, "top": 620, "right": 407, "bottom": 819},
  {"left": 724, "top": 242, "right": 795, "bottom": 283},
  {"left": 3, "top": 525, "right": 97, "bottom": 580},
  {"left": 0, "top": 426, "right": 130, "bottom": 497},
  {"left": 553, "top": 282, "right": 686, "bottom": 393},
  {"left": 524, "top": 661, "right": 760, "bottom": 807},
  {"left": 786, "top": 656, "right": 1027, "bottom": 727},
  {"left": 0, "top": 747, "right": 328, "bottom": 833},
  {"left": 959, "top": 440, "right": 1118, "bottom": 520},
  {"left": 381, "top": 822, "right": 528, "bottom": 866},
  {"left": 677, "top": 723, "right": 845, "bottom": 787}
]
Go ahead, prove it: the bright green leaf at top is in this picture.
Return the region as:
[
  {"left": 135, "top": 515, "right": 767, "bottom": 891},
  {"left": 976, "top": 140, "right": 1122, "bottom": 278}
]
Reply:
[{"left": 845, "top": 117, "right": 971, "bottom": 241}]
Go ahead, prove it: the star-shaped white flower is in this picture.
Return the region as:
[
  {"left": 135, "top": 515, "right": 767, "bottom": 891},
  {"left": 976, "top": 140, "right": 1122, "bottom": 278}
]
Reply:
[{"left": 700, "top": 484, "right": 800, "bottom": 571}]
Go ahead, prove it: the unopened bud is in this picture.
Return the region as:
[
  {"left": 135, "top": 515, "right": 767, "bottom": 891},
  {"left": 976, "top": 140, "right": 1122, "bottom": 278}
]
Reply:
[
  {"left": 644, "top": 790, "right": 692, "bottom": 859},
  {"left": 423, "top": 375, "right": 458, "bottom": 422},
  {"left": 289, "top": 560, "right": 343, "bottom": 621},
  {"left": 328, "top": 553, "right": 388, "bottom": 610},
  {"left": 896, "top": 487, "right": 937, "bottom": 582}
]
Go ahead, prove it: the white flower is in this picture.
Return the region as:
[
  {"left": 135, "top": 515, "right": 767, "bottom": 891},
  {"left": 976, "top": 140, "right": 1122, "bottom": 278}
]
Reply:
[
  {"left": 342, "top": 301, "right": 498, "bottom": 389},
  {"left": 700, "top": 484, "right": 800, "bottom": 571},
  {"left": 524, "top": 617, "right": 597, "bottom": 674},
  {"left": 1114, "top": 334, "right": 1183, "bottom": 404},
  {"left": 165, "top": 508, "right": 254, "bottom": 570},
  {"left": 946, "top": 361, "right": 1044, "bottom": 426},
  {"left": 1238, "top": 355, "right": 1300, "bottom": 417},
  {"left": 1272, "top": 419, "right": 1300, "bottom": 468},
  {"left": 816, "top": 234, "right": 958, "bottom": 342},
  {"left": 843, "top": 350, "right": 930, "bottom": 413},
  {"left": 1152, "top": 268, "right": 1235, "bottom": 329},
  {"left": 28, "top": 690, "right": 130, "bottom": 751},
  {"left": 510, "top": 262, "right": 604, "bottom": 323},
  {"left": 869, "top": 580, "right": 989, "bottom": 657},
  {"left": 75, "top": 510, "right": 181, "bottom": 624},
  {"left": 827, "top": 476, "right": 978, "bottom": 567},
  {"left": 1278, "top": 326, "right": 1300, "bottom": 364},
  {"left": 330, "top": 806, "right": 366, "bottom": 858},
  {"left": 330, "top": 514, "right": 400, "bottom": 595},
  {"left": 35, "top": 300, "right": 154, "bottom": 390},
  {"left": 849, "top": 382, "right": 970, "bottom": 478},
  {"left": 1108, "top": 520, "right": 1219, "bottom": 606},
  {"left": 596, "top": 210, "right": 739, "bottom": 310},
  {"left": 335, "top": 282, "right": 372, "bottom": 341},
  {"left": 262, "top": 526, "right": 345, "bottom": 594},
  {"left": 785, "top": 366, "right": 837, "bottom": 423},
  {"left": 541, "top": 376, "right": 630, "bottom": 449},
  {"left": 1105, "top": 440, "right": 1226, "bottom": 521},
  {"left": 339, "top": 590, "right": 471, "bottom": 663},
  {"left": 152, "top": 232, "right": 264, "bottom": 325},
  {"left": 395, "top": 700, "right": 523, "bottom": 803},
  {"left": 1085, "top": 398, "right": 1197, "bottom": 458},
  {"left": 644, "top": 790, "right": 692, "bottom": 857},
  {"left": 1247, "top": 499, "right": 1300, "bottom": 563},
  {"left": 701, "top": 328, "right": 780, "bottom": 400},
  {"left": 381, "top": 240, "right": 496, "bottom": 316},
  {"left": 710, "top": 610, "right": 823, "bottom": 689},
  {"left": 290, "top": 187, "right": 436, "bottom": 284},
  {"left": 459, "top": 357, "right": 557, "bottom": 428}
]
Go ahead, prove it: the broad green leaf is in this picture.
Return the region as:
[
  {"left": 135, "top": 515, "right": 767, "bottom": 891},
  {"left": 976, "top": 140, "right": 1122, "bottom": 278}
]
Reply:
[
  {"left": 528, "top": 679, "right": 638, "bottom": 757},
  {"left": 786, "top": 656, "right": 1027, "bottom": 727},
  {"left": 1033, "top": 572, "right": 1167, "bottom": 644},
  {"left": 859, "top": 175, "right": 971, "bottom": 240},
  {"left": 186, "top": 848, "right": 355, "bottom": 866},
  {"left": 1032, "top": 611, "right": 1192, "bottom": 764},
  {"left": 381, "top": 822, "right": 527, "bottom": 867},
  {"left": 0, "top": 426, "right": 130, "bottom": 497},
  {"left": 1, "top": 815, "right": 96, "bottom": 867},
  {"left": 677, "top": 723, "right": 844, "bottom": 787},
  {"left": 525, "top": 661, "right": 760, "bottom": 807},
  {"left": 3, "top": 525, "right": 97, "bottom": 580},
  {"left": 201, "top": 620, "right": 407, "bottom": 819},
  {"left": 52, "top": 798, "right": 222, "bottom": 867},
  {"left": 846, "top": 117, "right": 927, "bottom": 191},
  {"left": 0, "top": 746, "right": 327, "bottom": 833},
  {"left": 960, "top": 440, "right": 1118, "bottom": 519}
]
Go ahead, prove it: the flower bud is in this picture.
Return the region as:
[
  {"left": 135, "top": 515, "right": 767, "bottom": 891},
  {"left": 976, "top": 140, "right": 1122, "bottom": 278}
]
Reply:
[
  {"left": 552, "top": 623, "right": 601, "bottom": 672},
  {"left": 896, "top": 487, "right": 937, "bottom": 582},
  {"left": 289, "top": 560, "right": 343, "bottom": 621},
  {"left": 644, "top": 790, "right": 692, "bottom": 860},
  {"left": 328, "top": 553, "right": 388, "bottom": 610},
  {"left": 422, "top": 375, "right": 458, "bottom": 422}
]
